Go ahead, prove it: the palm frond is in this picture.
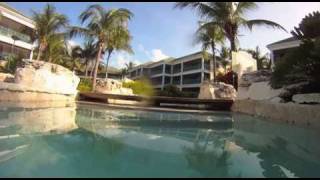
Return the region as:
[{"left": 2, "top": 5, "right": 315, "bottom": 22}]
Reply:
[{"left": 246, "top": 19, "right": 287, "bottom": 32}]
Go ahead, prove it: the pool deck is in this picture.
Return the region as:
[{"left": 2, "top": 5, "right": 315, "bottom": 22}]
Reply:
[
  {"left": 78, "top": 92, "right": 234, "bottom": 111},
  {"left": 76, "top": 101, "right": 231, "bottom": 115}
]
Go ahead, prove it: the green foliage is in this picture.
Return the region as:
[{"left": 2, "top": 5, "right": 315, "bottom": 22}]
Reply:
[
  {"left": 122, "top": 78, "right": 154, "bottom": 96},
  {"left": 77, "top": 78, "right": 93, "bottom": 92},
  {"left": 270, "top": 38, "right": 320, "bottom": 89},
  {"left": 291, "top": 11, "right": 320, "bottom": 39},
  {"left": 157, "top": 85, "right": 196, "bottom": 98},
  {"left": 4, "top": 54, "right": 23, "bottom": 74}
]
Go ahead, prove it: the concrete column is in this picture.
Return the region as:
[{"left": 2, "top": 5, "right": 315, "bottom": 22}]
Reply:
[
  {"left": 161, "top": 64, "right": 165, "bottom": 90},
  {"left": 270, "top": 51, "right": 275, "bottom": 71},
  {"left": 180, "top": 62, "right": 183, "bottom": 91},
  {"left": 201, "top": 57, "right": 204, "bottom": 83}
]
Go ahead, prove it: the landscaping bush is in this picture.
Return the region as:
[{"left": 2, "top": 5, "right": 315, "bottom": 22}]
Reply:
[
  {"left": 4, "top": 54, "right": 23, "bottom": 74},
  {"left": 157, "top": 85, "right": 197, "bottom": 98},
  {"left": 77, "top": 78, "right": 93, "bottom": 92},
  {"left": 270, "top": 38, "right": 320, "bottom": 90},
  {"left": 122, "top": 78, "right": 155, "bottom": 96}
]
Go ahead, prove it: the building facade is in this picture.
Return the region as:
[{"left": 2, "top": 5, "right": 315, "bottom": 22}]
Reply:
[
  {"left": 0, "top": 3, "right": 35, "bottom": 61},
  {"left": 266, "top": 37, "right": 301, "bottom": 68},
  {"left": 128, "top": 51, "right": 211, "bottom": 94}
]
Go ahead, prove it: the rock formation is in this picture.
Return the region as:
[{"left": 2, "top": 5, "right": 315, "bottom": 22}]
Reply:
[
  {"left": 198, "top": 81, "right": 237, "bottom": 100},
  {"left": 0, "top": 59, "right": 80, "bottom": 102}
]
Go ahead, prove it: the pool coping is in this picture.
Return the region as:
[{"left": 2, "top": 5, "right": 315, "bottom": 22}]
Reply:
[{"left": 76, "top": 101, "right": 231, "bottom": 115}]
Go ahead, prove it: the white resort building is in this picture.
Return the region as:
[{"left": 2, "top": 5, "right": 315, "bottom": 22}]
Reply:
[
  {"left": 128, "top": 51, "right": 213, "bottom": 94},
  {"left": 0, "top": 3, "right": 35, "bottom": 62}
]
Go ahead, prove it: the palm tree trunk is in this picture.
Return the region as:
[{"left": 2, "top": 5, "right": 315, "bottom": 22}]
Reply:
[
  {"left": 211, "top": 41, "right": 216, "bottom": 82},
  {"left": 229, "top": 36, "right": 236, "bottom": 71},
  {"left": 92, "top": 44, "right": 103, "bottom": 92},
  {"left": 36, "top": 44, "right": 42, "bottom": 61},
  {"left": 105, "top": 51, "right": 112, "bottom": 79},
  {"left": 85, "top": 60, "right": 89, "bottom": 77}
]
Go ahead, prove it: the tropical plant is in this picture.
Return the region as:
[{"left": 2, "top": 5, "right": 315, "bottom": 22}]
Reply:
[
  {"left": 194, "top": 22, "right": 225, "bottom": 81},
  {"left": 175, "top": 2, "right": 286, "bottom": 68},
  {"left": 31, "top": 4, "right": 69, "bottom": 61},
  {"left": 219, "top": 46, "right": 231, "bottom": 73},
  {"left": 69, "top": 4, "right": 133, "bottom": 91},
  {"left": 291, "top": 11, "right": 320, "bottom": 39},
  {"left": 125, "top": 61, "right": 136, "bottom": 71},
  {"left": 82, "top": 38, "right": 98, "bottom": 77},
  {"left": 69, "top": 45, "right": 84, "bottom": 70},
  {"left": 104, "top": 26, "right": 133, "bottom": 79},
  {"left": 44, "top": 33, "right": 67, "bottom": 64},
  {"left": 270, "top": 38, "right": 320, "bottom": 90},
  {"left": 122, "top": 78, "right": 154, "bottom": 96},
  {"left": 244, "top": 46, "right": 270, "bottom": 70}
]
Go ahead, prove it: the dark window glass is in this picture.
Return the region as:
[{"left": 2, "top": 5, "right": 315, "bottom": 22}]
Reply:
[
  {"left": 183, "top": 59, "right": 202, "bottom": 72},
  {"left": 182, "top": 73, "right": 201, "bottom": 84}
]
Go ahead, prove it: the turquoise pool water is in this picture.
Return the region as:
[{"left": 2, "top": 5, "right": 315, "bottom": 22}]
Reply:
[{"left": 0, "top": 103, "right": 319, "bottom": 178}]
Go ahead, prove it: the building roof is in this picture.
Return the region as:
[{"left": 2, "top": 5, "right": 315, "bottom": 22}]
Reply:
[
  {"left": 267, "top": 37, "right": 298, "bottom": 47},
  {"left": 0, "top": 2, "right": 33, "bottom": 21}
]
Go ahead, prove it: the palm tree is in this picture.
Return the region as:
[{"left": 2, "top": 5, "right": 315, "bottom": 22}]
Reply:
[
  {"left": 194, "top": 22, "right": 225, "bottom": 81},
  {"left": 104, "top": 26, "right": 133, "bottom": 79},
  {"left": 175, "top": 2, "right": 286, "bottom": 65},
  {"left": 219, "top": 46, "right": 231, "bottom": 73},
  {"left": 69, "top": 4, "right": 133, "bottom": 91},
  {"left": 31, "top": 4, "right": 69, "bottom": 61},
  {"left": 70, "top": 45, "right": 84, "bottom": 71},
  {"left": 82, "top": 39, "right": 98, "bottom": 77},
  {"left": 244, "top": 46, "right": 269, "bottom": 70},
  {"left": 125, "top": 61, "right": 135, "bottom": 71}
]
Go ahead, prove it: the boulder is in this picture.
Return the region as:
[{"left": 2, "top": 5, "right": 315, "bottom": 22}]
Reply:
[
  {"left": 0, "top": 73, "right": 14, "bottom": 82},
  {"left": 0, "top": 59, "right": 80, "bottom": 102},
  {"left": 239, "top": 70, "right": 272, "bottom": 87},
  {"left": 198, "top": 81, "right": 237, "bottom": 99},
  {"left": 96, "top": 78, "right": 133, "bottom": 95},
  {"left": 247, "top": 81, "right": 284, "bottom": 101},
  {"left": 14, "top": 60, "right": 80, "bottom": 95},
  {"left": 292, "top": 93, "right": 320, "bottom": 104}
]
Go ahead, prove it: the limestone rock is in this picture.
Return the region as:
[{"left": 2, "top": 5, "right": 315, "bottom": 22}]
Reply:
[
  {"left": 198, "top": 81, "right": 236, "bottom": 99},
  {"left": 292, "top": 93, "right": 320, "bottom": 104},
  {"left": 0, "top": 73, "right": 14, "bottom": 82},
  {"left": 14, "top": 59, "right": 80, "bottom": 95},
  {"left": 247, "top": 81, "right": 284, "bottom": 101},
  {"left": 0, "top": 59, "right": 80, "bottom": 102},
  {"left": 96, "top": 78, "right": 133, "bottom": 95},
  {"left": 239, "top": 70, "right": 272, "bottom": 87}
]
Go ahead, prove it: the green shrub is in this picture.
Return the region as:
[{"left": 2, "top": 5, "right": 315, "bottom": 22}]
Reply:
[
  {"left": 270, "top": 38, "right": 320, "bottom": 90},
  {"left": 157, "top": 85, "right": 197, "bottom": 98},
  {"left": 122, "top": 78, "right": 154, "bottom": 96},
  {"left": 78, "top": 78, "right": 93, "bottom": 92},
  {"left": 4, "top": 54, "right": 23, "bottom": 74}
]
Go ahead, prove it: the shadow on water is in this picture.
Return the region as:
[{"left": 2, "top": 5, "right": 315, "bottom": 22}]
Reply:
[{"left": 0, "top": 102, "right": 318, "bottom": 177}]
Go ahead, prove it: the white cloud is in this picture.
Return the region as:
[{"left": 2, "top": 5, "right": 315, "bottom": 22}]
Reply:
[
  {"left": 114, "top": 52, "right": 141, "bottom": 68},
  {"left": 151, "top": 49, "right": 169, "bottom": 61},
  {"left": 137, "top": 43, "right": 169, "bottom": 62}
]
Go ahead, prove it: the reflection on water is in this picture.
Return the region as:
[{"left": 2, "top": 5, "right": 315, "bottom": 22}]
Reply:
[{"left": 0, "top": 103, "right": 318, "bottom": 177}]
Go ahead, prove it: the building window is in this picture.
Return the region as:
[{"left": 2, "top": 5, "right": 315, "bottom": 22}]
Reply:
[
  {"left": 151, "top": 76, "right": 162, "bottom": 85},
  {"left": 150, "top": 65, "right": 163, "bottom": 76},
  {"left": 142, "top": 68, "right": 149, "bottom": 76},
  {"left": 165, "top": 64, "right": 171, "bottom": 74},
  {"left": 130, "top": 70, "right": 137, "bottom": 77},
  {"left": 173, "top": 63, "right": 181, "bottom": 74},
  {"left": 204, "top": 73, "right": 210, "bottom": 81},
  {"left": 183, "top": 59, "right": 202, "bottom": 72},
  {"left": 172, "top": 76, "right": 180, "bottom": 85},
  {"left": 164, "top": 76, "right": 171, "bottom": 85},
  {"left": 182, "top": 72, "right": 201, "bottom": 85},
  {"left": 204, "top": 60, "right": 210, "bottom": 70}
]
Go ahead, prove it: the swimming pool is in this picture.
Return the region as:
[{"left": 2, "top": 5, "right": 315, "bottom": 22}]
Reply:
[{"left": 0, "top": 103, "right": 319, "bottom": 178}]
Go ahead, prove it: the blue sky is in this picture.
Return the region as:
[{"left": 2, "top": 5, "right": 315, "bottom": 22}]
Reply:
[{"left": 7, "top": 2, "right": 320, "bottom": 68}]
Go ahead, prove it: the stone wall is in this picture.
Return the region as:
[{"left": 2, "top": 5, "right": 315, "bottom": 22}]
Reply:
[{"left": 232, "top": 99, "right": 320, "bottom": 130}]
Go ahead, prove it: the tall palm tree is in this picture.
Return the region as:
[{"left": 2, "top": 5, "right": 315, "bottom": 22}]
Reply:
[
  {"left": 82, "top": 39, "right": 98, "bottom": 77},
  {"left": 69, "top": 4, "right": 133, "bottom": 91},
  {"left": 175, "top": 2, "right": 286, "bottom": 67},
  {"left": 104, "top": 26, "right": 133, "bottom": 79},
  {"left": 245, "top": 46, "right": 269, "bottom": 70},
  {"left": 125, "top": 61, "right": 135, "bottom": 71},
  {"left": 219, "top": 46, "right": 230, "bottom": 73},
  {"left": 194, "top": 22, "right": 225, "bottom": 81},
  {"left": 70, "top": 45, "right": 84, "bottom": 71},
  {"left": 31, "top": 4, "right": 69, "bottom": 61}
]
